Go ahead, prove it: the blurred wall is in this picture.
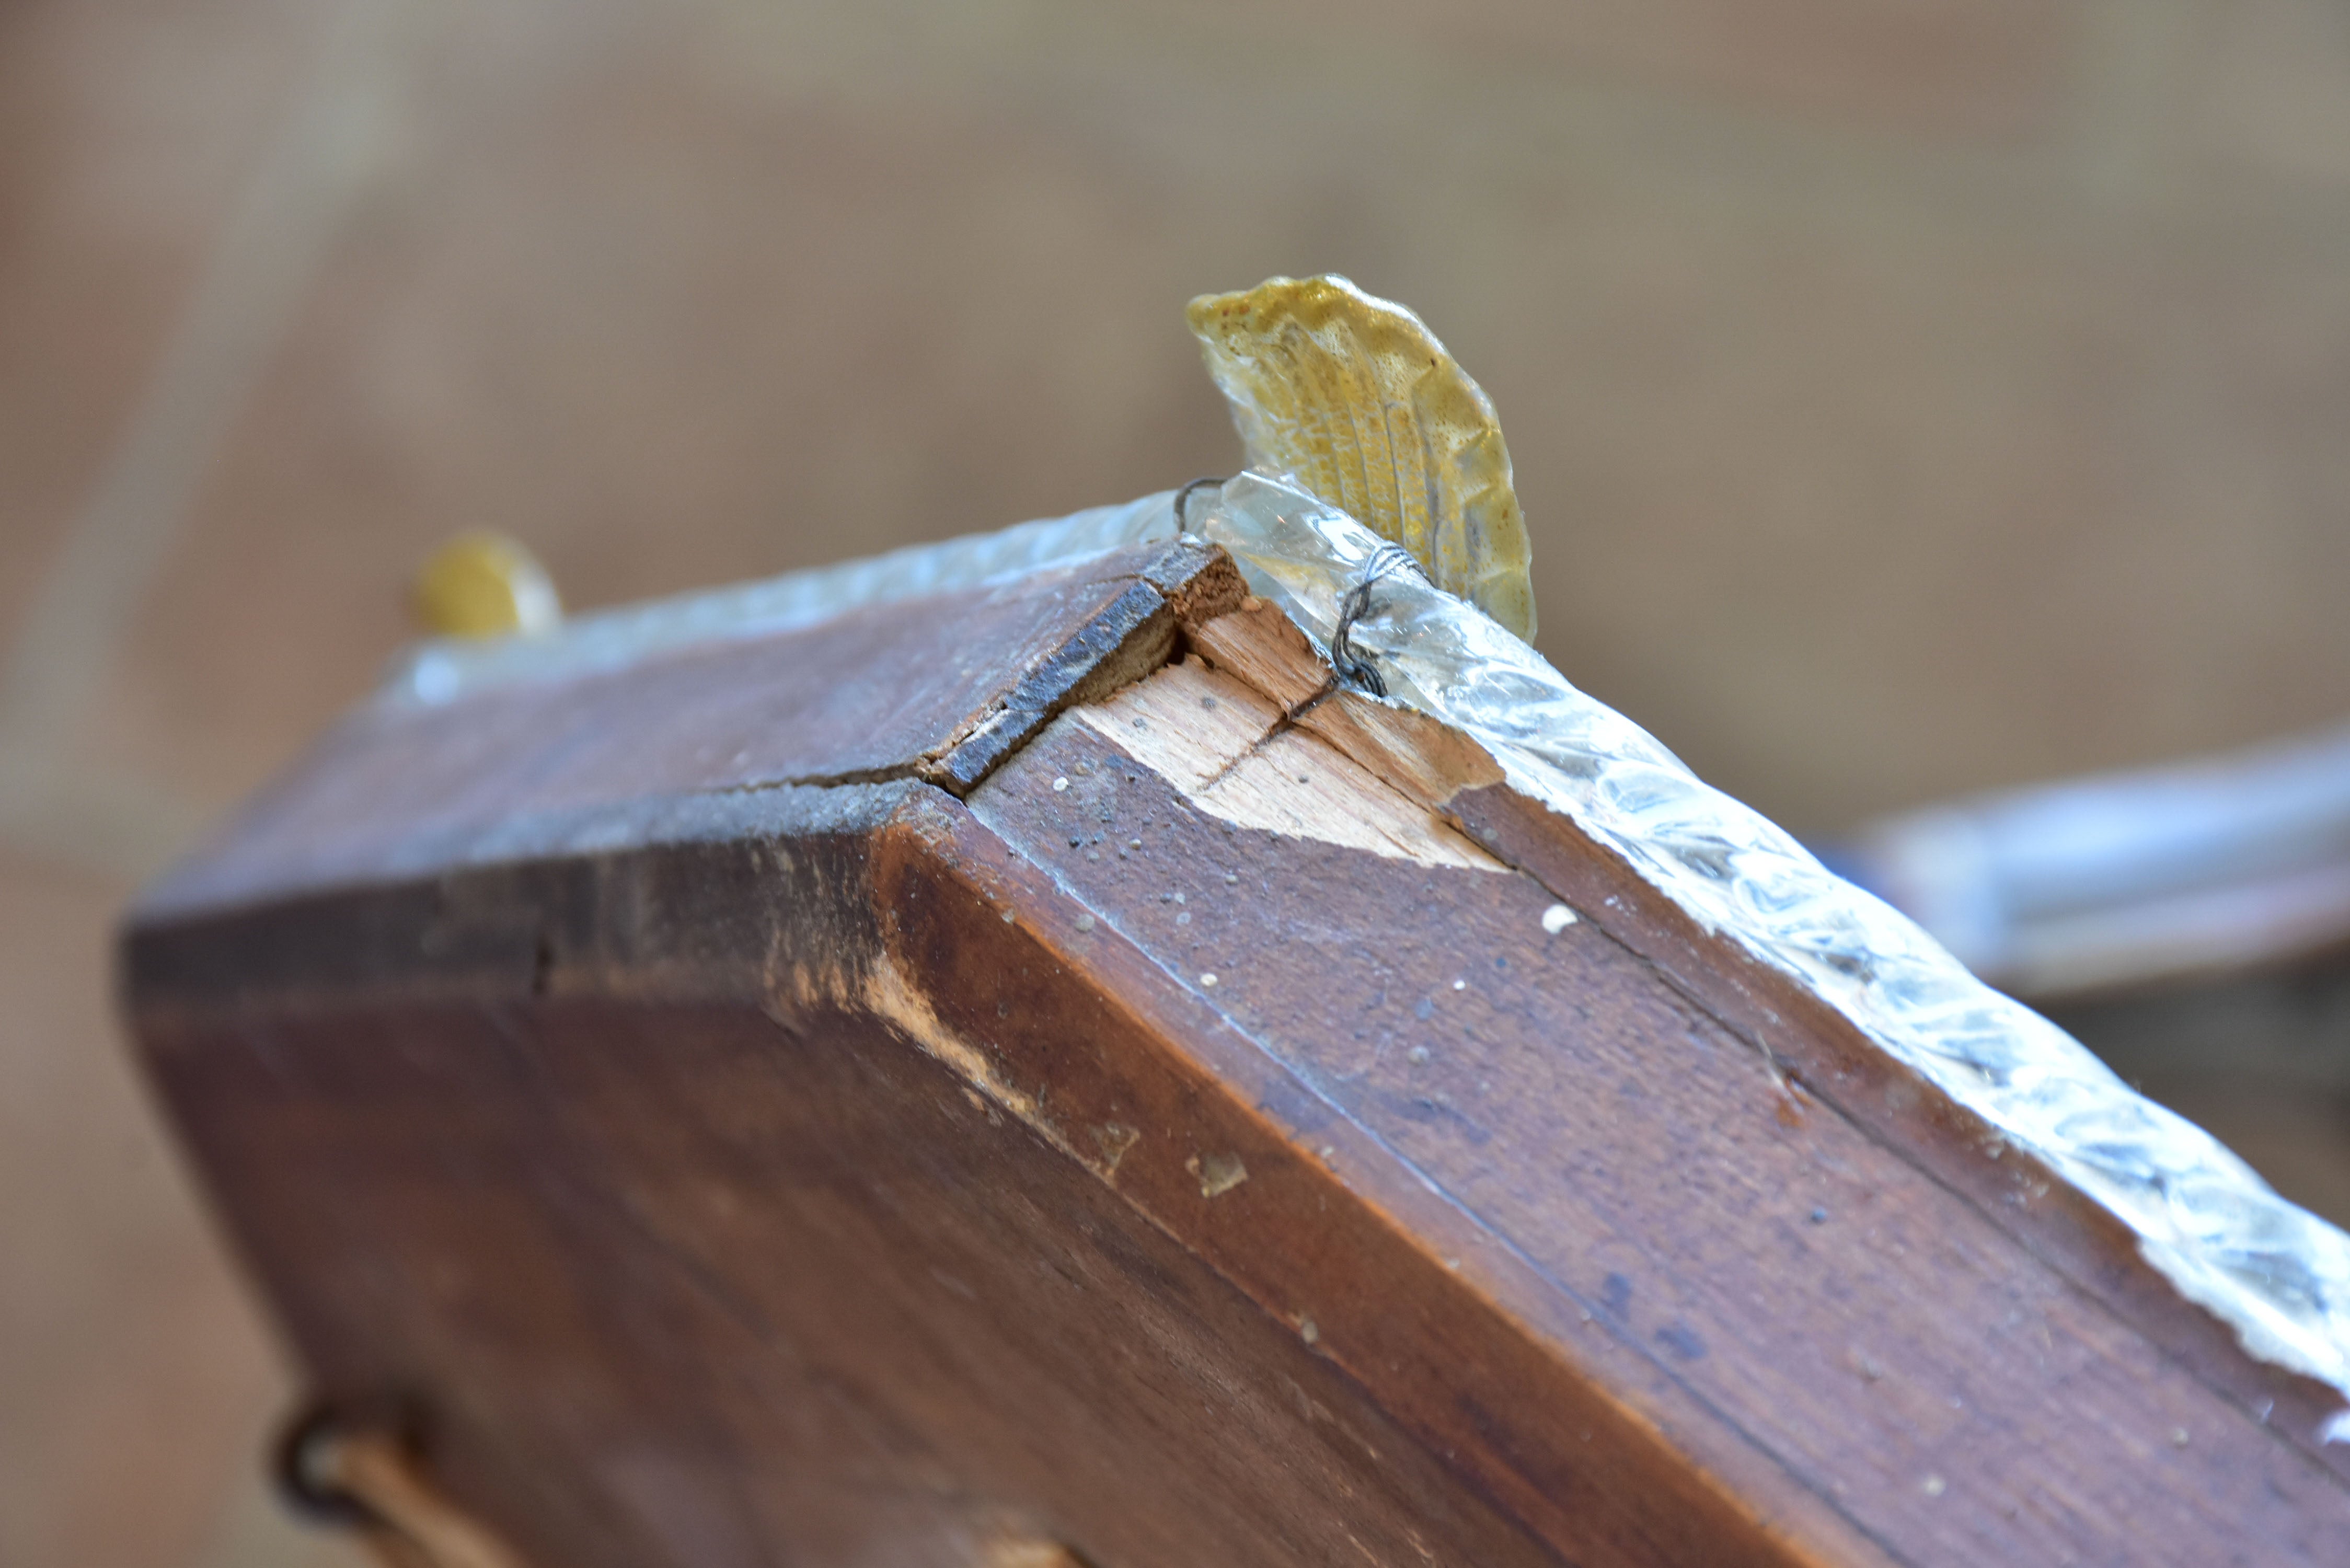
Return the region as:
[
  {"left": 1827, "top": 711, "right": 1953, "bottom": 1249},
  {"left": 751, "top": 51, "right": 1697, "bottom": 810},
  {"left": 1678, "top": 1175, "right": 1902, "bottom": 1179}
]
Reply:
[{"left": 6, "top": 0, "right": 2350, "bottom": 1561}]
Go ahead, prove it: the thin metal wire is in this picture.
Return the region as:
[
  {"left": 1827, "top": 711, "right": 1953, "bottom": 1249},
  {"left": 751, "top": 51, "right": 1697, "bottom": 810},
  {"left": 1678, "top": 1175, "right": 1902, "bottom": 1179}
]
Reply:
[
  {"left": 1173, "top": 475, "right": 1231, "bottom": 534},
  {"left": 1327, "top": 540, "right": 1426, "bottom": 698}
]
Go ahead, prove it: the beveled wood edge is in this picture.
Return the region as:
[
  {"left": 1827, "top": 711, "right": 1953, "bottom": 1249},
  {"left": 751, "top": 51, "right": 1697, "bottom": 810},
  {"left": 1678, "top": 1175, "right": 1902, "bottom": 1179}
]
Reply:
[
  {"left": 120, "top": 541, "right": 2350, "bottom": 1535},
  {"left": 128, "top": 774, "right": 1875, "bottom": 1567},
  {"left": 1170, "top": 595, "right": 2350, "bottom": 1485},
  {"left": 125, "top": 538, "right": 1247, "bottom": 928}
]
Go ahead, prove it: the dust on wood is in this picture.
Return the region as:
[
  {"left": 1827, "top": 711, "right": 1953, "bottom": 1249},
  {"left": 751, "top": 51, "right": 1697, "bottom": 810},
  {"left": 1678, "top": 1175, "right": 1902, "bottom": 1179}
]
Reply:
[{"left": 1186, "top": 1151, "right": 1250, "bottom": 1198}]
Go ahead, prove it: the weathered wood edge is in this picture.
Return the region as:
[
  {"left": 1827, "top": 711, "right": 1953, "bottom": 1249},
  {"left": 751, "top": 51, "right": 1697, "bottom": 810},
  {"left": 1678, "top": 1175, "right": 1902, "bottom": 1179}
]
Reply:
[
  {"left": 128, "top": 539, "right": 1245, "bottom": 925},
  {"left": 922, "top": 540, "right": 1246, "bottom": 793},
  {"left": 1181, "top": 596, "right": 2350, "bottom": 1482},
  {"left": 1451, "top": 782, "right": 2350, "bottom": 1477},
  {"left": 128, "top": 778, "right": 1869, "bottom": 1567},
  {"left": 129, "top": 733, "right": 2350, "bottom": 1565},
  {"left": 119, "top": 541, "right": 2350, "bottom": 1562}
]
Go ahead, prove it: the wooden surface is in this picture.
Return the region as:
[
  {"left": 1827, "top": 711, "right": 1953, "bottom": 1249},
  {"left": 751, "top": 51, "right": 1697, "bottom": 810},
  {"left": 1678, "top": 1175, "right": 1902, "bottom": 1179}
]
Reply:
[
  {"left": 137, "top": 539, "right": 1239, "bottom": 919},
  {"left": 125, "top": 544, "right": 2350, "bottom": 1566}
]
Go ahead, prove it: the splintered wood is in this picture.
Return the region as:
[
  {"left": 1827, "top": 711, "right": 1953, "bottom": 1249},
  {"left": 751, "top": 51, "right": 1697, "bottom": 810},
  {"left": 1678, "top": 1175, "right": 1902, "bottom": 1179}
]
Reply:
[
  {"left": 1074, "top": 603, "right": 1504, "bottom": 873},
  {"left": 1188, "top": 598, "right": 1506, "bottom": 806},
  {"left": 129, "top": 535, "right": 2350, "bottom": 1568}
]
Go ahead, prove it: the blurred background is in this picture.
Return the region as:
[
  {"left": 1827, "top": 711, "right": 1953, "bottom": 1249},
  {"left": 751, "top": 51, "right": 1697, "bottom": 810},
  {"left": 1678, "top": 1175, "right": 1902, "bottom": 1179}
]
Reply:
[{"left": 7, "top": 0, "right": 2350, "bottom": 1561}]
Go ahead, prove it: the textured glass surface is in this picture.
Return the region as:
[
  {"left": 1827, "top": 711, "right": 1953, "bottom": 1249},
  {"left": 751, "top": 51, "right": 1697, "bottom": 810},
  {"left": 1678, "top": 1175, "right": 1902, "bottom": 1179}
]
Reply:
[
  {"left": 1186, "top": 275, "right": 1536, "bottom": 641},
  {"left": 375, "top": 470, "right": 2350, "bottom": 1424},
  {"left": 1193, "top": 470, "right": 2350, "bottom": 1425}
]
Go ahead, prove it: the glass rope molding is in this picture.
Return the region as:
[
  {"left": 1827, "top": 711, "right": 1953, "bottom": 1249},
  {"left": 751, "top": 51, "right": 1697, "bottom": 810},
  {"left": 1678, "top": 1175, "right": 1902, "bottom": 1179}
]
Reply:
[{"left": 389, "top": 472, "right": 2350, "bottom": 1434}]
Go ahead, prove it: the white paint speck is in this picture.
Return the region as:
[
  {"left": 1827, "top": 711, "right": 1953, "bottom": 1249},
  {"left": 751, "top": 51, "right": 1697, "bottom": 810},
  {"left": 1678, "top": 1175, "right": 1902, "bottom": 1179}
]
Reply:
[
  {"left": 1074, "top": 914, "right": 1096, "bottom": 932},
  {"left": 1052, "top": 776, "right": 1069, "bottom": 792},
  {"left": 1922, "top": 1475, "right": 1945, "bottom": 1497},
  {"left": 1452, "top": 978, "right": 1466, "bottom": 990},
  {"left": 1542, "top": 903, "right": 1577, "bottom": 935},
  {"left": 1200, "top": 972, "right": 1218, "bottom": 988}
]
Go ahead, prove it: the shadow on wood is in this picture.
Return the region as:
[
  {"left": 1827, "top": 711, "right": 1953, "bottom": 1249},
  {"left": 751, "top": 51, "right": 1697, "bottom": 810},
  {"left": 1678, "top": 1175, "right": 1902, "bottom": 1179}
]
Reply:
[{"left": 124, "top": 541, "right": 2350, "bottom": 1566}]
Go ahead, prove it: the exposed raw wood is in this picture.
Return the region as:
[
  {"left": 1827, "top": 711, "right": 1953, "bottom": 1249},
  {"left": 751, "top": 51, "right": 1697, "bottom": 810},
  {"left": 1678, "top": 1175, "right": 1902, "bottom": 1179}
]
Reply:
[
  {"left": 1184, "top": 597, "right": 1327, "bottom": 710},
  {"left": 121, "top": 541, "right": 2350, "bottom": 1568},
  {"left": 1186, "top": 590, "right": 2350, "bottom": 1478},
  {"left": 1188, "top": 599, "right": 1505, "bottom": 806},
  {"left": 1073, "top": 654, "right": 1279, "bottom": 789},
  {"left": 1074, "top": 655, "right": 1501, "bottom": 873}
]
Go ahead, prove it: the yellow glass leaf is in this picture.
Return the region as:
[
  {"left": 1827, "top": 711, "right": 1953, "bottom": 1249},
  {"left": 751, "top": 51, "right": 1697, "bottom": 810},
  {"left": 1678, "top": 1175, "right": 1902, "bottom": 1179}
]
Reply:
[
  {"left": 412, "top": 534, "right": 562, "bottom": 639},
  {"left": 1185, "top": 274, "right": 1536, "bottom": 642}
]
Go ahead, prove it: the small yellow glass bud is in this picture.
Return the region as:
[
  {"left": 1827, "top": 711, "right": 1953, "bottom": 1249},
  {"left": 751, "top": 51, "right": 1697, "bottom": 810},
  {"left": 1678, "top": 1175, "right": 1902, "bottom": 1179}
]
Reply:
[{"left": 411, "top": 534, "right": 561, "bottom": 639}]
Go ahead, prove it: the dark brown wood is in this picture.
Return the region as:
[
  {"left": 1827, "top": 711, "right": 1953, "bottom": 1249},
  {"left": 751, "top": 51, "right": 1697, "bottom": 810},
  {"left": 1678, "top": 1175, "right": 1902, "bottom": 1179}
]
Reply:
[
  {"left": 125, "top": 547, "right": 2350, "bottom": 1567},
  {"left": 1445, "top": 778, "right": 2350, "bottom": 1482},
  {"left": 140, "top": 539, "right": 1241, "bottom": 918}
]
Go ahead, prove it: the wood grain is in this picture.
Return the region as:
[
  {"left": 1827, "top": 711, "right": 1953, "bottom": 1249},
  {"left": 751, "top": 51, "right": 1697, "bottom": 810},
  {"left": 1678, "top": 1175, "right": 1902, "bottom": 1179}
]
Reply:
[
  {"left": 1074, "top": 654, "right": 1502, "bottom": 872},
  {"left": 123, "top": 544, "right": 2350, "bottom": 1566},
  {"left": 1192, "top": 593, "right": 2350, "bottom": 1485},
  {"left": 135, "top": 539, "right": 1240, "bottom": 918}
]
